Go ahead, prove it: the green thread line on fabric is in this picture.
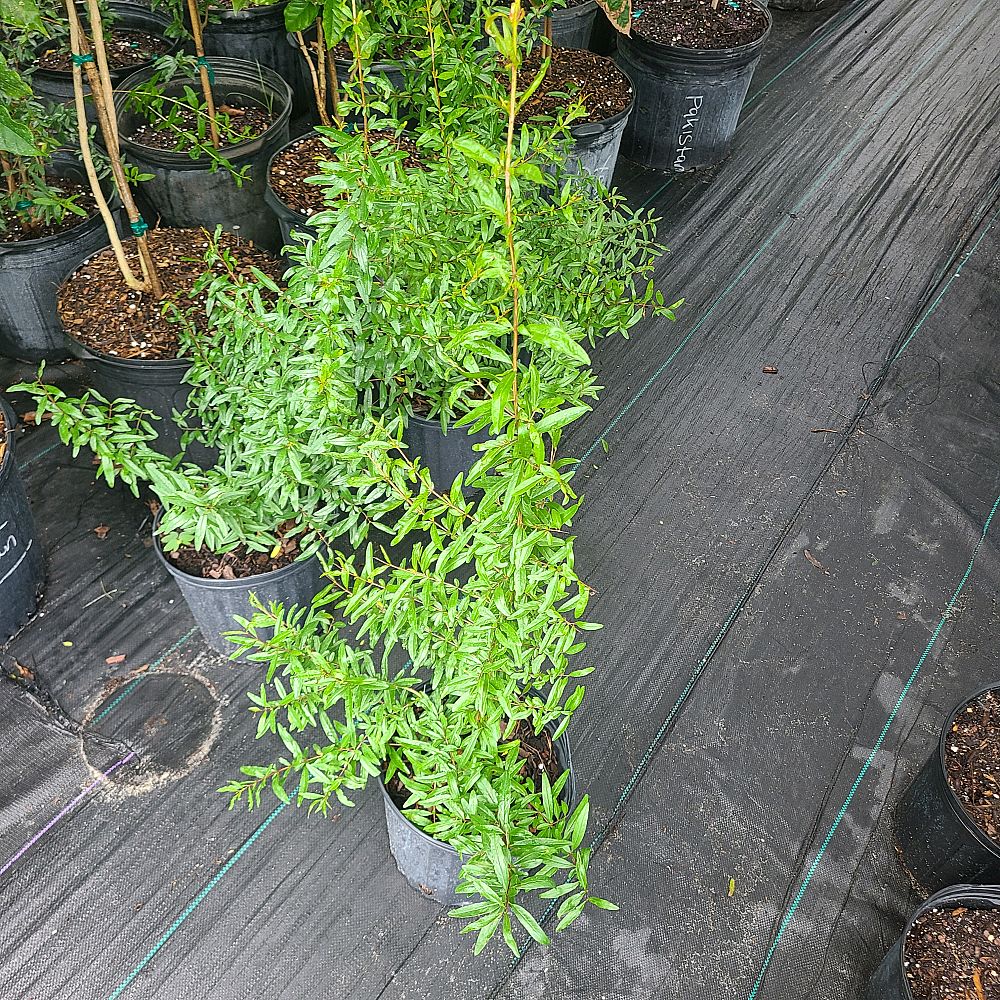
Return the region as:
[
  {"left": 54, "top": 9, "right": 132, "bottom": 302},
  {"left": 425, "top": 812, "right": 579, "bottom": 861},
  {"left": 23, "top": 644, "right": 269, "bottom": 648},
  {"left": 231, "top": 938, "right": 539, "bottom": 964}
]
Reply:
[
  {"left": 71, "top": 52, "right": 95, "bottom": 65},
  {"left": 16, "top": 442, "right": 61, "bottom": 472},
  {"left": 744, "top": 198, "right": 1000, "bottom": 1000},
  {"left": 105, "top": 802, "right": 287, "bottom": 1000},
  {"left": 129, "top": 218, "right": 149, "bottom": 237},
  {"left": 195, "top": 55, "right": 214, "bottom": 84},
  {"left": 747, "top": 487, "right": 1000, "bottom": 1000},
  {"left": 92, "top": 628, "right": 199, "bottom": 724},
  {"left": 523, "top": 9, "right": 994, "bottom": 952}
]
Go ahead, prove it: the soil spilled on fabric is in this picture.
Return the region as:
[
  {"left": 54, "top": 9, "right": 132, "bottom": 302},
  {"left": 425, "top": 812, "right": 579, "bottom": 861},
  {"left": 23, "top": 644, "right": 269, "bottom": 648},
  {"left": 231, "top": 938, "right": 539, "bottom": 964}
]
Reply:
[
  {"left": 57, "top": 227, "right": 283, "bottom": 360},
  {"left": 165, "top": 520, "right": 304, "bottom": 580},
  {"left": 632, "top": 0, "right": 768, "bottom": 49},
  {"left": 519, "top": 47, "right": 631, "bottom": 124},
  {"left": 127, "top": 103, "right": 273, "bottom": 153},
  {"left": 36, "top": 29, "right": 169, "bottom": 72},
  {"left": 0, "top": 177, "right": 97, "bottom": 242},
  {"left": 945, "top": 689, "right": 1000, "bottom": 843},
  {"left": 905, "top": 904, "right": 1000, "bottom": 1000},
  {"left": 268, "top": 129, "right": 422, "bottom": 218}
]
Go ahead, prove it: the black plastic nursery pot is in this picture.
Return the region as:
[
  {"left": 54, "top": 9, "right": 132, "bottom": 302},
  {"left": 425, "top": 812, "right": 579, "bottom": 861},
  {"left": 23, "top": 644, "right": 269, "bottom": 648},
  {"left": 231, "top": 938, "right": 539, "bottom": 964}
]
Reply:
[
  {"left": 865, "top": 884, "right": 1000, "bottom": 999},
  {"left": 115, "top": 58, "right": 293, "bottom": 252},
  {"left": 31, "top": 2, "right": 178, "bottom": 122},
  {"left": 550, "top": 0, "right": 600, "bottom": 50},
  {"left": 0, "top": 155, "right": 120, "bottom": 363},
  {"left": 203, "top": 2, "right": 312, "bottom": 116},
  {"left": 382, "top": 728, "right": 576, "bottom": 904},
  {"left": 263, "top": 132, "right": 319, "bottom": 251},
  {"left": 895, "top": 683, "right": 1000, "bottom": 893},
  {"left": 153, "top": 524, "right": 324, "bottom": 657},
  {"left": 616, "top": 6, "right": 772, "bottom": 172},
  {"left": 401, "top": 412, "right": 491, "bottom": 496},
  {"left": 0, "top": 399, "right": 46, "bottom": 644},
  {"left": 566, "top": 87, "right": 634, "bottom": 188},
  {"left": 771, "top": 0, "right": 828, "bottom": 9}
]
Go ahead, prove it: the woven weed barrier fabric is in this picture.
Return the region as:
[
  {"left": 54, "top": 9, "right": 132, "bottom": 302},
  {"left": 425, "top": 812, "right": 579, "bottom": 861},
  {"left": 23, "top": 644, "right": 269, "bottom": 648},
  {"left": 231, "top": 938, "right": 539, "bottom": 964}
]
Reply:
[{"left": 1, "top": 0, "right": 999, "bottom": 995}]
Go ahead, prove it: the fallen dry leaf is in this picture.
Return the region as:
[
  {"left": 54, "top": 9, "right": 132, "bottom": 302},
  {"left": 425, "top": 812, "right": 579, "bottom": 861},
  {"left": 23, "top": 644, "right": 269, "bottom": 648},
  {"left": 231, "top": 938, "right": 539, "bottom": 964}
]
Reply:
[
  {"left": 105, "top": 654, "right": 126, "bottom": 665},
  {"left": 804, "top": 549, "right": 829, "bottom": 574},
  {"left": 762, "top": 366, "right": 778, "bottom": 374},
  {"left": 94, "top": 524, "right": 110, "bottom": 539}
]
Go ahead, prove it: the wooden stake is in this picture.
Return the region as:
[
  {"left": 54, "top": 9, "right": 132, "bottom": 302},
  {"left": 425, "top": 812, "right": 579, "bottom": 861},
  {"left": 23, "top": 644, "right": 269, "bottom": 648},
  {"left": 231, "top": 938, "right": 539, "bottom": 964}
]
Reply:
[{"left": 542, "top": 14, "right": 552, "bottom": 58}]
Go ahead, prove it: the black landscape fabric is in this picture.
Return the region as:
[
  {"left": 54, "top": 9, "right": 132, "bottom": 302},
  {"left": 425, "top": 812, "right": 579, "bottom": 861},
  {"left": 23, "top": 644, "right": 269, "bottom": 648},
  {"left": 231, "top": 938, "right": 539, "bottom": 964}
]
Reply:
[{"left": 1, "top": 0, "right": 999, "bottom": 996}]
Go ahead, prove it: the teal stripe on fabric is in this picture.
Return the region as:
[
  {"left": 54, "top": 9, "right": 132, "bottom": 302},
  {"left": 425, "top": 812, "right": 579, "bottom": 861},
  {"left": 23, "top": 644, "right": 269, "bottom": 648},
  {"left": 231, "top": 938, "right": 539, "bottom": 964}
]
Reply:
[
  {"left": 746, "top": 488, "right": 1000, "bottom": 1000},
  {"left": 105, "top": 803, "right": 287, "bottom": 1000}
]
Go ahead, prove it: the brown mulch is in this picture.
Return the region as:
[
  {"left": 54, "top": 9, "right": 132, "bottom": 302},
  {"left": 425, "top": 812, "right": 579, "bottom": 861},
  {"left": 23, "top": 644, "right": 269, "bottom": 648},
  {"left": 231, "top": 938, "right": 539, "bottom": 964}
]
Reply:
[
  {"left": 633, "top": 0, "right": 768, "bottom": 49},
  {"left": 128, "top": 104, "right": 273, "bottom": 153},
  {"left": 0, "top": 178, "right": 98, "bottom": 242},
  {"left": 945, "top": 689, "right": 1000, "bottom": 843},
  {"left": 166, "top": 521, "right": 303, "bottom": 580},
  {"left": 268, "top": 129, "right": 422, "bottom": 217},
  {"left": 36, "top": 29, "right": 169, "bottom": 72},
  {"left": 905, "top": 904, "right": 1000, "bottom": 1000},
  {"left": 518, "top": 47, "right": 632, "bottom": 125},
  {"left": 57, "top": 227, "right": 283, "bottom": 361}
]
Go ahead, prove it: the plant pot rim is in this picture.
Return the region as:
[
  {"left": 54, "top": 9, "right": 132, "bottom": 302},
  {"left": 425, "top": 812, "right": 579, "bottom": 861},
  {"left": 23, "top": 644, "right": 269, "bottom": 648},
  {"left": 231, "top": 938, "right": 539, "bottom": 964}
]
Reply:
[
  {"left": 568, "top": 67, "right": 635, "bottom": 138},
  {"left": 115, "top": 57, "right": 293, "bottom": 169},
  {"left": 934, "top": 681, "right": 1000, "bottom": 858},
  {"left": 0, "top": 397, "right": 17, "bottom": 490},
  {"left": 153, "top": 515, "right": 319, "bottom": 591},
  {"left": 264, "top": 128, "right": 326, "bottom": 224},
  {"left": 623, "top": 3, "right": 772, "bottom": 58},
  {"left": 550, "top": 0, "right": 599, "bottom": 15}
]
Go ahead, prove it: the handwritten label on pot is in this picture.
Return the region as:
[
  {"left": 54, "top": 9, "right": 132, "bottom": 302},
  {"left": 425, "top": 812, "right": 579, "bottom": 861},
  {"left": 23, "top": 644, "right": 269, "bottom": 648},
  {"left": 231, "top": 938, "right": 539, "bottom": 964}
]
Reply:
[
  {"left": 674, "top": 95, "right": 704, "bottom": 170},
  {"left": 0, "top": 520, "right": 32, "bottom": 588}
]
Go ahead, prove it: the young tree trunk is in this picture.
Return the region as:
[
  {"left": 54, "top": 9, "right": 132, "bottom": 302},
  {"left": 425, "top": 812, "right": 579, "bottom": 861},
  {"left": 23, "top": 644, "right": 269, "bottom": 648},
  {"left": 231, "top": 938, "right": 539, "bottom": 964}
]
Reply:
[
  {"left": 67, "top": 0, "right": 163, "bottom": 297},
  {"left": 294, "top": 29, "right": 331, "bottom": 128},
  {"left": 186, "top": 0, "right": 221, "bottom": 149}
]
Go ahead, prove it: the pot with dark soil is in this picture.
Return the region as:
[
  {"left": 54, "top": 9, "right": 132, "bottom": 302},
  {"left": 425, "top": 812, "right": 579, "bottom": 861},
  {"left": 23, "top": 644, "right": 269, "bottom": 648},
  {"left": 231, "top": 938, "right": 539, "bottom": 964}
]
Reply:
[
  {"left": 30, "top": 1, "right": 177, "bottom": 123},
  {"left": 896, "top": 685, "right": 1000, "bottom": 893},
  {"left": 115, "top": 58, "right": 293, "bottom": 251},
  {"left": 382, "top": 722, "right": 576, "bottom": 903},
  {"left": 520, "top": 46, "right": 633, "bottom": 188},
  {"left": 0, "top": 152, "right": 120, "bottom": 363},
  {"left": 203, "top": 1, "right": 312, "bottom": 116},
  {"left": 153, "top": 514, "right": 323, "bottom": 656},
  {"left": 0, "top": 398, "right": 46, "bottom": 643},
  {"left": 401, "top": 408, "right": 492, "bottom": 497},
  {"left": 56, "top": 226, "right": 283, "bottom": 461},
  {"left": 615, "top": 0, "right": 771, "bottom": 172},
  {"left": 866, "top": 884, "right": 1000, "bottom": 1000},
  {"left": 264, "top": 128, "right": 422, "bottom": 249}
]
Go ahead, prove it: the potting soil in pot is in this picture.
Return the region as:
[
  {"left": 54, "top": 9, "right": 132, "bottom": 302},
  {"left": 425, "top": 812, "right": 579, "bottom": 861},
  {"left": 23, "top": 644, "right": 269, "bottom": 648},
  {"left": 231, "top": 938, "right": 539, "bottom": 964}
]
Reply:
[
  {"left": 57, "top": 227, "right": 283, "bottom": 359},
  {"left": 35, "top": 29, "right": 170, "bottom": 72},
  {"left": 517, "top": 47, "right": 632, "bottom": 124},
  {"left": 945, "top": 690, "right": 1000, "bottom": 844},
  {"left": 905, "top": 904, "right": 1000, "bottom": 1000},
  {"left": 127, "top": 103, "right": 274, "bottom": 153},
  {"left": 268, "top": 130, "right": 422, "bottom": 219},
  {"left": 0, "top": 179, "right": 97, "bottom": 242},
  {"left": 631, "top": 0, "right": 769, "bottom": 48},
  {"left": 165, "top": 517, "right": 305, "bottom": 580}
]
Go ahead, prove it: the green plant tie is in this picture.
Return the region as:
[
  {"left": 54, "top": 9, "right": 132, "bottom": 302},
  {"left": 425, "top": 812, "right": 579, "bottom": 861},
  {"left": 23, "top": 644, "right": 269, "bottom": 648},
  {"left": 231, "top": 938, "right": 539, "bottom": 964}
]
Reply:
[
  {"left": 130, "top": 217, "right": 149, "bottom": 237},
  {"left": 71, "top": 52, "right": 95, "bottom": 65},
  {"left": 196, "top": 56, "right": 215, "bottom": 84},
  {"left": 14, "top": 200, "right": 32, "bottom": 211}
]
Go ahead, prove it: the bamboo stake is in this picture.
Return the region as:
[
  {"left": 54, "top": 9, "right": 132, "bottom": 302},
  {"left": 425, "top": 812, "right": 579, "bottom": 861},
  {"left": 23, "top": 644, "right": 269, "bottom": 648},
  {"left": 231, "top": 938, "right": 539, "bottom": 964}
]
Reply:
[
  {"left": 186, "top": 0, "right": 221, "bottom": 149},
  {"left": 65, "top": 2, "right": 160, "bottom": 295}
]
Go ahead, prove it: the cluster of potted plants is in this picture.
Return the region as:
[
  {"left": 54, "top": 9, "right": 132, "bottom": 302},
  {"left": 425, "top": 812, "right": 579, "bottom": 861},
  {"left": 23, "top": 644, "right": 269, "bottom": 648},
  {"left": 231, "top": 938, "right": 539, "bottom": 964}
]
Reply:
[
  {"left": 4, "top": 0, "right": 687, "bottom": 954},
  {"left": 865, "top": 684, "right": 1000, "bottom": 997}
]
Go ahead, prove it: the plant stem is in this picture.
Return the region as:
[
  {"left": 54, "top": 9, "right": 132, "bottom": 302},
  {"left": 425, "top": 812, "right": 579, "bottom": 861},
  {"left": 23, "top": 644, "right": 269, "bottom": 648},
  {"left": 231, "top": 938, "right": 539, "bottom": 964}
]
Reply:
[
  {"left": 542, "top": 14, "right": 552, "bottom": 58},
  {"left": 186, "top": 0, "right": 220, "bottom": 149},
  {"left": 502, "top": 1, "right": 524, "bottom": 418},
  {"left": 295, "top": 28, "right": 331, "bottom": 128}
]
